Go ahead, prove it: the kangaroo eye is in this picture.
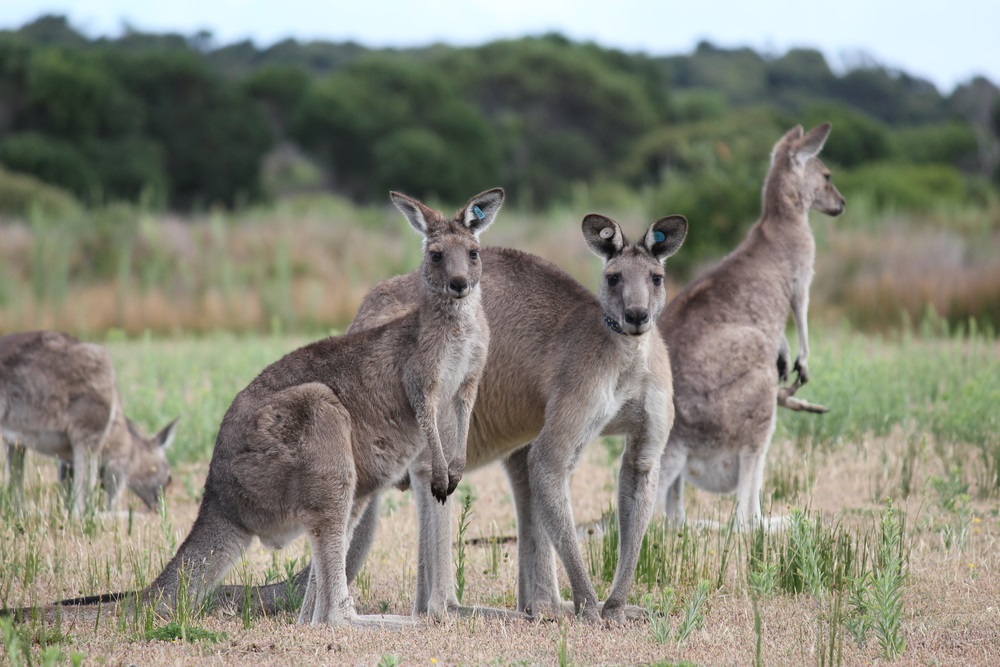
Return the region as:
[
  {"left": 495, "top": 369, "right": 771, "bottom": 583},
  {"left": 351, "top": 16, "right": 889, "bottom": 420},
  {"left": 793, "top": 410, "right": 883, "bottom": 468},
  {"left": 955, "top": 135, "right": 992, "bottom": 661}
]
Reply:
[
  {"left": 469, "top": 250, "right": 479, "bottom": 260},
  {"left": 430, "top": 251, "right": 443, "bottom": 262},
  {"left": 824, "top": 173, "right": 831, "bottom": 182},
  {"left": 607, "top": 274, "right": 621, "bottom": 287},
  {"left": 651, "top": 274, "right": 663, "bottom": 286}
]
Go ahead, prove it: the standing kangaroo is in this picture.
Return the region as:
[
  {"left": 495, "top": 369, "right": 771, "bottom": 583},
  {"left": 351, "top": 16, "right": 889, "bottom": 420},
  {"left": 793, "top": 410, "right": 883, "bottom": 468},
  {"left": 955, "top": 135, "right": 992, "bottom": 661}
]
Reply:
[
  {"left": 246, "top": 214, "right": 687, "bottom": 624},
  {"left": 0, "top": 331, "right": 177, "bottom": 513},
  {"left": 33, "top": 188, "right": 501, "bottom": 627},
  {"left": 656, "top": 123, "right": 845, "bottom": 528}
]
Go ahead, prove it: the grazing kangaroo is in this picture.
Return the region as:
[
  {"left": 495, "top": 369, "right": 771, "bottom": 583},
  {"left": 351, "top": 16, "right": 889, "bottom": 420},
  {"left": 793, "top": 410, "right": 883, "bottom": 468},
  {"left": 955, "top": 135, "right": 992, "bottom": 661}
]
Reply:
[
  {"left": 0, "top": 331, "right": 176, "bottom": 513},
  {"left": 24, "top": 188, "right": 502, "bottom": 627},
  {"left": 656, "top": 123, "right": 845, "bottom": 528},
  {"left": 240, "top": 214, "right": 688, "bottom": 624}
]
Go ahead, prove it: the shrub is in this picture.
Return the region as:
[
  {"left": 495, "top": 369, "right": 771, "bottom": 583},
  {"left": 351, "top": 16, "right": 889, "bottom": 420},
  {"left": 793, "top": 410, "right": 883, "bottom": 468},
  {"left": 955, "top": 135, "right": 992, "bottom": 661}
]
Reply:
[
  {"left": 837, "top": 163, "right": 981, "bottom": 212},
  {"left": 0, "top": 166, "right": 82, "bottom": 220},
  {"left": 0, "top": 132, "right": 98, "bottom": 201}
]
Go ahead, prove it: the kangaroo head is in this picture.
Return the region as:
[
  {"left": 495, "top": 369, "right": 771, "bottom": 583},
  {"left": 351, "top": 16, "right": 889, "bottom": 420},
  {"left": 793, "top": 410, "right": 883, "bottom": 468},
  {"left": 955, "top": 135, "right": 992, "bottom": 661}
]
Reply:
[
  {"left": 125, "top": 418, "right": 176, "bottom": 510},
  {"left": 391, "top": 188, "right": 504, "bottom": 300},
  {"left": 583, "top": 214, "right": 688, "bottom": 336},
  {"left": 769, "top": 123, "right": 846, "bottom": 218}
]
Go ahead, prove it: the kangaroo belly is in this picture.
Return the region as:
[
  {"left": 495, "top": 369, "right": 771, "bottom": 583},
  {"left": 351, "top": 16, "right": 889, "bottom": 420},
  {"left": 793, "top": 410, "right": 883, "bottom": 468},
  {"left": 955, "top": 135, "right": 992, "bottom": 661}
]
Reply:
[
  {"left": 684, "top": 450, "right": 740, "bottom": 494},
  {"left": 2, "top": 427, "right": 73, "bottom": 460}
]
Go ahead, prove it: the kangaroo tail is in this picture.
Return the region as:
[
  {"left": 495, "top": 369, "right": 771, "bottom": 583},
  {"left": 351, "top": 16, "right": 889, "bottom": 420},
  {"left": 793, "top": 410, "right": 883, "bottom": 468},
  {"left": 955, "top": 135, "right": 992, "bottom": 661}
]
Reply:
[
  {"left": 777, "top": 384, "right": 828, "bottom": 414},
  {"left": 55, "top": 590, "right": 134, "bottom": 606},
  {"left": 146, "top": 492, "right": 253, "bottom": 614}
]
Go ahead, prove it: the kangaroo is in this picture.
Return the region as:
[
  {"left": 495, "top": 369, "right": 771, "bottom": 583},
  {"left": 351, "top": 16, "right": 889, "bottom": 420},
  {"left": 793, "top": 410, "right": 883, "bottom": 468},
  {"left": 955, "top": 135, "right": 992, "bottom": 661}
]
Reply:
[
  {"left": 656, "top": 123, "right": 845, "bottom": 528},
  {"left": 0, "top": 331, "right": 176, "bottom": 513},
  {"left": 20, "top": 188, "right": 501, "bottom": 627},
  {"left": 236, "top": 214, "right": 688, "bottom": 624}
]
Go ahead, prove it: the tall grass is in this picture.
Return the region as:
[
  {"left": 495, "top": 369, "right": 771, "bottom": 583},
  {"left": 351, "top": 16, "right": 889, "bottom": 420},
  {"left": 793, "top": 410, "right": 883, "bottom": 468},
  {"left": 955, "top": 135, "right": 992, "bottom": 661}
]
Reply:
[{"left": 3, "top": 195, "right": 998, "bottom": 336}]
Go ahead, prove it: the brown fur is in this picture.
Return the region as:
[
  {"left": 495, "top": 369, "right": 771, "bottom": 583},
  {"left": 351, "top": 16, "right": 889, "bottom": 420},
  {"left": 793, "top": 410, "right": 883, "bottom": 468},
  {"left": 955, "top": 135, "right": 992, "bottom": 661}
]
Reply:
[
  {"left": 656, "top": 124, "right": 845, "bottom": 527},
  {"left": 0, "top": 331, "right": 176, "bottom": 513}
]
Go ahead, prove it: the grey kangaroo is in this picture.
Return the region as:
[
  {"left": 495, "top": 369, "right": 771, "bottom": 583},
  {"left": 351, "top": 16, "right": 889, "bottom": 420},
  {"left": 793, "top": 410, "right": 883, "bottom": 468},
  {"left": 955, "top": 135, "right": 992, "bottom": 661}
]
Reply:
[
  {"left": 0, "top": 331, "right": 176, "bottom": 513},
  {"left": 656, "top": 123, "right": 845, "bottom": 528},
  {"left": 237, "top": 214, "right": 688, "bottom": 624},
  {"left": 11, "top": 188, "right": 502, "bottom": 627}
]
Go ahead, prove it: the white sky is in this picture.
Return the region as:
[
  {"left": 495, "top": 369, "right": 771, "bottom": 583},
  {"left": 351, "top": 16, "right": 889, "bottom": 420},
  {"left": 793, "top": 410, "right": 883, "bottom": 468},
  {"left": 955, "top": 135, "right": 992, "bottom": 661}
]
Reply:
[{"left": 1, "top": 0, "right": 997, "bottom": 93}]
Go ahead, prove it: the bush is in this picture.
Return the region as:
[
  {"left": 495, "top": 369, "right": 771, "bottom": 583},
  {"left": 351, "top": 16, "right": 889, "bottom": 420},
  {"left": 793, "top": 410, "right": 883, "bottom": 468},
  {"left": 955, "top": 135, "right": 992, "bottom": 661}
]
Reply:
[
  {"left": 891, "top": 122, "right": 979, "bottom": 166},
  {"left": 0, "top": 132, "right": 99, "bottom": 201},
  {"left": 837, "top": 163, "right": 984, "bottom": 212},
  {"left": 799, "top": 102, "right": 892, "bottom": 167},
  {"left": 648, "top": 168, "right": 761, "bottom": 275},
  {"left": 0, "top": 166, "right": 81, "bottom": 220}
]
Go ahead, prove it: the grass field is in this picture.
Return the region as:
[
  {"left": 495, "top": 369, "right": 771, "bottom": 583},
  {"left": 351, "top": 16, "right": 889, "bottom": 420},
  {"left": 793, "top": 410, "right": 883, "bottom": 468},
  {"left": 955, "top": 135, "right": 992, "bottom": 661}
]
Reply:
[{"left": 2, "top": 327, "right": 999, "bottom": 665}]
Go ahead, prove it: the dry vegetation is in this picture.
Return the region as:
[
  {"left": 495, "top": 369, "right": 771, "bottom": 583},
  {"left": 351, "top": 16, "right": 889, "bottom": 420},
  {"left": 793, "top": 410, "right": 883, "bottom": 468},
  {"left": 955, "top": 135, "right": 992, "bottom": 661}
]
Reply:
[
  {"left": 3, "top": 195, "right": 998, "bottom": 336},
  {"left": 2, "top": 332, "right": 999, "bottom": 666}
]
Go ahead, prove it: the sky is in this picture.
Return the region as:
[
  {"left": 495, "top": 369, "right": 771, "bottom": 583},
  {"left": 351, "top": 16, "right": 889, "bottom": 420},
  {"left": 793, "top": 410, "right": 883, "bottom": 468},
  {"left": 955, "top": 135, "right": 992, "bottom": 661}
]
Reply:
[{"left": 1, "top": 0, "right": 997, "bottom": 93}]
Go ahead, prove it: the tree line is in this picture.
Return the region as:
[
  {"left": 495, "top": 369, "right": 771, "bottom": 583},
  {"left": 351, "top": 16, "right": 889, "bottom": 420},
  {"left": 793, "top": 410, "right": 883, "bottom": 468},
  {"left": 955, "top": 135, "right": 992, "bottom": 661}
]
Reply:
[{"left": 1, "top": 15, "right": 998, "bottom": 236}]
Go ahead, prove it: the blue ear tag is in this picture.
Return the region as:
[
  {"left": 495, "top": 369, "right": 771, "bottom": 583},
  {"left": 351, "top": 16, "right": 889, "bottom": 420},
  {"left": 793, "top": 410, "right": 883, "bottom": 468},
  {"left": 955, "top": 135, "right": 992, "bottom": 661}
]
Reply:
[
  {"left": 653, "top": 231, "right": 666, "bottom": 243},
  {"left": 473, "top": 205, "right": 486, "bottom": 220}
]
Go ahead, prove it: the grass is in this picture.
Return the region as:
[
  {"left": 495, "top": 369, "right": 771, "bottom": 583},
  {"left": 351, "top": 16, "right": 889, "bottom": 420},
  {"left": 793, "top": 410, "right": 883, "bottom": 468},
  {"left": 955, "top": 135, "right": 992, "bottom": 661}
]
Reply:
[
  {"left": 1, "top": 329, "right": 999, "bottom": 664},
  {"left": 2, "top": 196, "right": 999, "bottom": 337}
]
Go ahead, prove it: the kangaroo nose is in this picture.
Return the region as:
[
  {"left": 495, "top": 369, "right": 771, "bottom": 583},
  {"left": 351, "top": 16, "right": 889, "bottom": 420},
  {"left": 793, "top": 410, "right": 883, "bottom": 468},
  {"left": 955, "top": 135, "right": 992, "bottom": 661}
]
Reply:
[
  {"left": 624, "top": 308, "right": 649, "bottom": 326},
  {"left": 449, "top": 278, "right": 469, "bottom": 295}
]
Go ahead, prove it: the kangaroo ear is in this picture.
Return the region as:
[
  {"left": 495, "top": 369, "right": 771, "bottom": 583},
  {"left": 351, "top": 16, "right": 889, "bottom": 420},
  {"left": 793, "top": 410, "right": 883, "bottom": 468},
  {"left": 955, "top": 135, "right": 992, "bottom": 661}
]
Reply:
[
  {"left": 795, "top": 122, "right": 832, "bottom": 162},
  {"left": 390, "top": 191, "right": 434, "bottom": 235},
  {"left": 155, "top": 419, "right": 178, "bottom": 449},
  {"left": 581, "top": 214, "right": 625, "bottom": 261},
  {"left": 772, "top": 124, "right": 804, "bottom": 164},
  {"left": 643, "top": 215, "right": 688, "bottom": 262},
  {"left": 461, "top": 188, "right": 504, "bottom": 237}
]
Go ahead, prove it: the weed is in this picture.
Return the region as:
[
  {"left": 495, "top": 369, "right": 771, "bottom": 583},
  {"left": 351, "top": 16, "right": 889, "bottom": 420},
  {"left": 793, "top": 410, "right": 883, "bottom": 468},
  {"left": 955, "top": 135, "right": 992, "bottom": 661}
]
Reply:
[
  {"left": 0, "top": 616, "right": 23, "bottom": 666},
  {"left": 278, "top": 557, "right": 305, "bottom": 613},
  {"left": 751, "top": 592, "right": 764, "bottom": 667},
  {"left": 867, "top": 503, "right": 908, "bottom": 659},
  {"left": 455, "top": 492, "right": 474, "bottom": 604},
  {"left": 484, "top": 520, "right": 503, "bottom": 577},
  {"left": 676, "top": 579, "right": 712, "bottom": 644},
  {"left": 557, "top": 619, "right": 572, "bottom": 667},
  {"left": 377, "top": 654, "right": 402, "bottom": 667},
  {"left": 641, "top": 580, "right": 711, "bottom": 647},
  {"left": 930, "top": 466, "right": 973, "bottom": 551},
  {"left": 816, "top": 589, "right": 846, "bottom": 667},
  {"left": 844, "top": 501, "right": 908, "bottom": 659},
  {"left": 143, "top": 622, "right": 225, "bottom": 643},
  {"left": 356, "top": 567, "right": 372, "bottom": 602},
  {"left": 585, "top": 505, "right": 618, "bottom": 585},
  {"left": 643, "top": 587, "right": 677, "bottom": 644},
  {"left": 237, "top": 559, "right": 256, "bottom": 629}
]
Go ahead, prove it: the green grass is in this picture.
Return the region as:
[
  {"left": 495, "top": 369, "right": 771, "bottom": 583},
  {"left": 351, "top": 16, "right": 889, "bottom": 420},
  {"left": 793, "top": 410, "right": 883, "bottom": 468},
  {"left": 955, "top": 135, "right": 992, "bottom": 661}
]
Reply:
[
  {"left": 777, "top": 324, "right": 1000, "bottom": 497},
  {"left": 143, "top": 622, "right": 225, "bottom": 643},
  {"left": 102, "top": 332, "right": 306, "bottom": 464}
]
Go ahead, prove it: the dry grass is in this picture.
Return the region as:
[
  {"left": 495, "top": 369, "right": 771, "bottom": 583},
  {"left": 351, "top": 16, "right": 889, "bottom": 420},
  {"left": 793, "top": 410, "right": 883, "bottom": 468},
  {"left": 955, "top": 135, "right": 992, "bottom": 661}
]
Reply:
[
  {"left": 3, "top": 424, "right": 998, "bottom": 666},
  {"left": 10, "top": 196, "right": 1000, "bottom": 337}
]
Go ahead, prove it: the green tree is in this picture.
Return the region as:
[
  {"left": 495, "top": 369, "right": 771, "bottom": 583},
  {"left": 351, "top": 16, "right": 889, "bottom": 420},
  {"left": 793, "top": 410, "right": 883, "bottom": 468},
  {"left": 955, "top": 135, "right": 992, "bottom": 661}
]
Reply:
[
  {"left": 110, "top": 50, "right": 273, "bottom": 208},
  {"left": 293, "top": 56, "right": 500, "bottom": 201}
]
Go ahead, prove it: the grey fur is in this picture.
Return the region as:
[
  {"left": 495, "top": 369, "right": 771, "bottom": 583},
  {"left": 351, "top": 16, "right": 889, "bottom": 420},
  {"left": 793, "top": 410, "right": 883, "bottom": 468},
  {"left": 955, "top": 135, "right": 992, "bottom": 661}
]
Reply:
[
  {"left": 656, "top": 123, "right": 845, "bottom": 528},
  {"left": 342, "top": 213, "right": 688, "bottom": 623},
  {"left": 130, "top": 188, "right": 499, "bottom": 626},
  {"left": 0, "top": 331, "right": 176, "bottom": 513}
]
